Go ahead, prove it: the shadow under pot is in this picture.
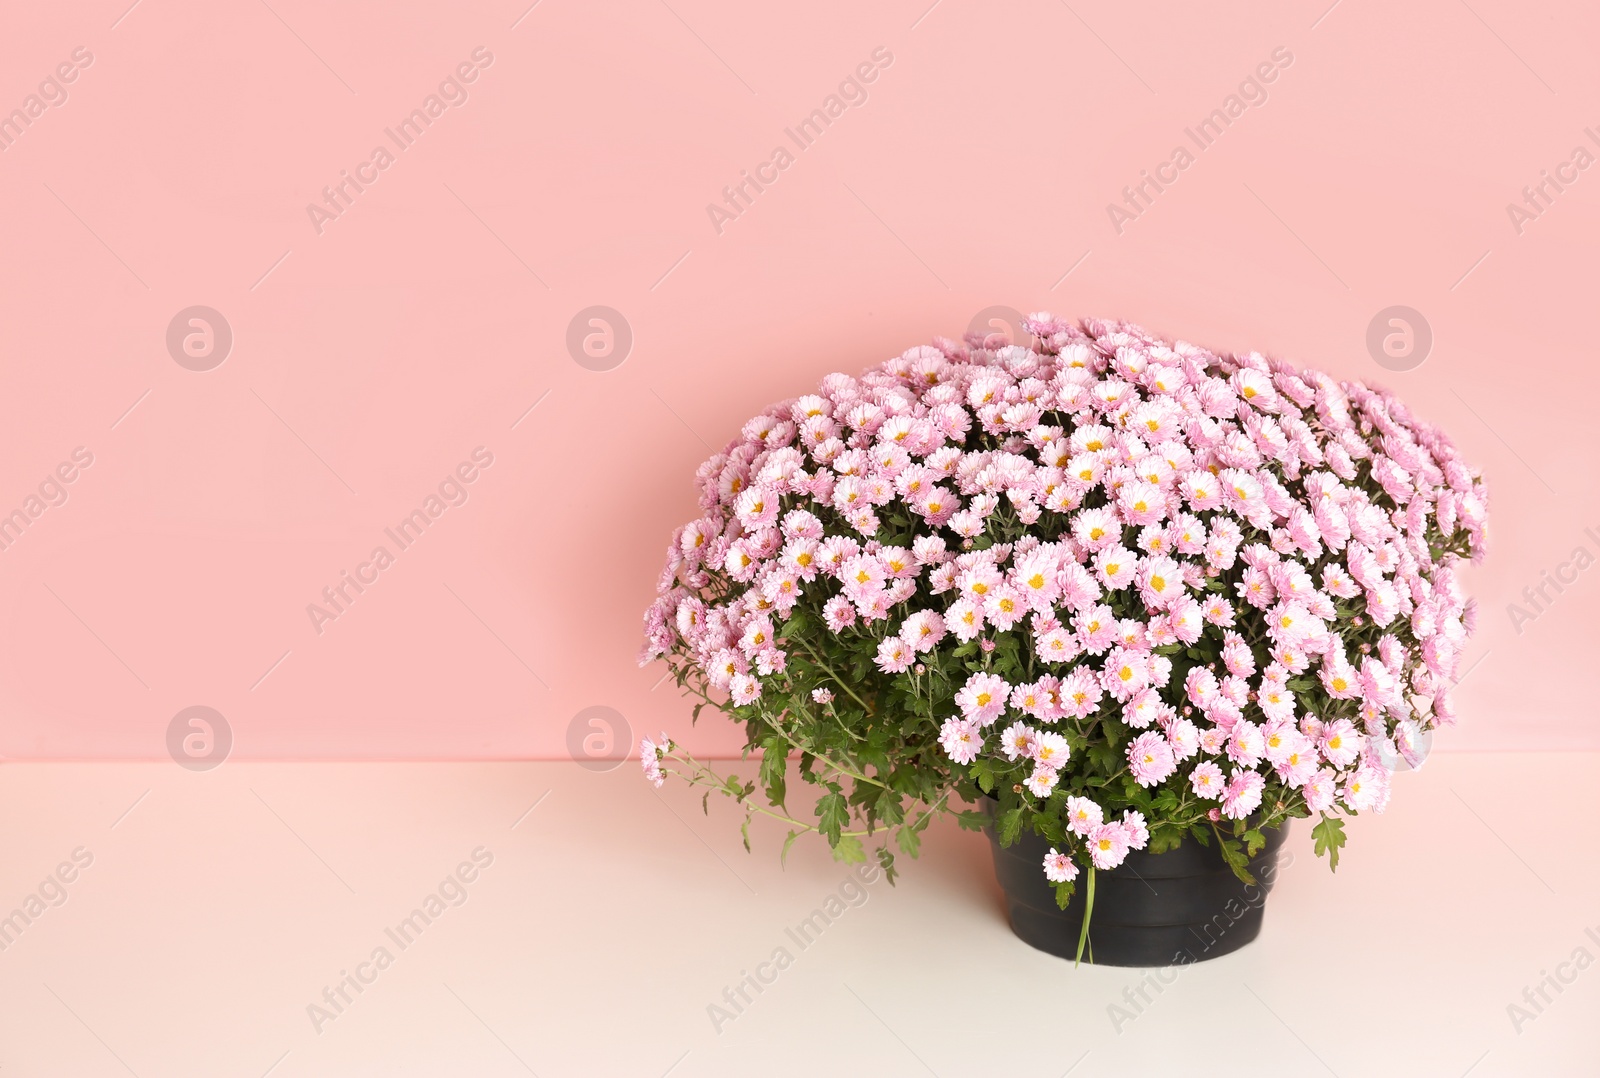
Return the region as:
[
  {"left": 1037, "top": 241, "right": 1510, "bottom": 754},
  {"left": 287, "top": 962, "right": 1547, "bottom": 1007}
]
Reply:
[{"left": 983, "top": 800, "right": 1290, "bottom": 967}]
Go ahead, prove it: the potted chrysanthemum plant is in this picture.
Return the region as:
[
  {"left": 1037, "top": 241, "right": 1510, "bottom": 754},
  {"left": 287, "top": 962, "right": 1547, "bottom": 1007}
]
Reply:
[{"left": 640, "top": 314, "right": 1486, "bottom": 966}]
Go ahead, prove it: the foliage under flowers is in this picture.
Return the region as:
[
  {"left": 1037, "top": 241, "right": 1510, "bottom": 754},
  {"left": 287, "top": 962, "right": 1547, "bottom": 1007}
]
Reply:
[{"left": 640, "top": 315, "right": 1487, "bottom": 906}]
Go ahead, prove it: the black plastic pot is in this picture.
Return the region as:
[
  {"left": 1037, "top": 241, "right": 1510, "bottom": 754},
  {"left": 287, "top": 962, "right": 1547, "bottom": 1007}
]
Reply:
[{"left": 984, "top": 806, "right": 1290, "bottom": 967}]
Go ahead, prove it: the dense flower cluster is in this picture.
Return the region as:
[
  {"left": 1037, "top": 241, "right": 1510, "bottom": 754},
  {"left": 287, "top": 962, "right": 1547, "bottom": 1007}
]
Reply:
[{"left": 641, "top": 315, "right": 1486, "bottom": 890}]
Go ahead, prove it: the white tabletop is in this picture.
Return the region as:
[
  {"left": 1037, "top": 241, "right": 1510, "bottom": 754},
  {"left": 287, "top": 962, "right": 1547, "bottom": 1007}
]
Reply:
[{"left": 0, "top": 752, "right": 1592, "bottom": 1077}]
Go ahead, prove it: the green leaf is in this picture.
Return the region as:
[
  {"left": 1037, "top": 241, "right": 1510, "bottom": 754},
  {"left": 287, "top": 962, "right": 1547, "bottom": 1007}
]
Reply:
[
  {"left": 1243, "top": 829, "right": 1266, "bottom": 857},
  {"left": 875, "top": 787, "right": 906, "bottom": 828},
  {"left": 969, "top": 757, "right": 995, "bottom": 794},
  {"left": 896, "top": 825, "right": 921, "bottom": 858},
  {"left": 877, "top": 845, "right": 899, "bottom": 884},
  {"left": 816, "top": 791, "right": 849, "bottom": 845},
  {"left": 831, "top": 835, "right": 866, "bottom": 863},
  {"left": 1312, "top": 813, "right": 1347, "bottom": 871},
  {"left": 740, "top": 816, "right": 752, "bottom": 853},
  {"left": 997, "top": 806, "right": 1024, "bottom": 847},
  {"left": 759, "top": 738, "right": 787, "bottom": 806},
  {"left": 1148, "top": 822, "right": 1185, "bottom": 854},
  {"left": 1216, "top": 833, "right": 1257, "bottom": 886},
  {"left": 1053, "top": 880, "right": 1076, "bottom": 910},
  {"left": 954, "top": 810, "right": 989, "bottom": 833},
  {"left": 780, "top": 829, "right": 800, "bottom": 866}
]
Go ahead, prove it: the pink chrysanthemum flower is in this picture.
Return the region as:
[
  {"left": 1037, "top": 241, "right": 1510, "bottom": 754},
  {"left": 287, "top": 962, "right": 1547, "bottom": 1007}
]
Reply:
[
  {"left": 1342, "top": 766, "right": 1387, "bottom": 812},
  {"left": 899, "top": 609, "right": 947, "bottom": 654},
  {"left": 1032, "top": 731, "right": 1071, "bottom": 770},
  {"left": 1127, "top": 731, "right": 1176, "bottom": 787},
  {"left": 822, "top": 596, "right": 856, "bottom": 633},
  {"left": 1190, "top": 760, "right": 1225, "bottom": 799},
  {"left": 1221, "top": 769, "right": 1266, "bottom": 820},
  {"left": 1026, "top": 766, "right": 1061, "bottom": 797},
  {"left": 729, "top": 673, "right": 761, "bottom": 706},
  {"left": 1318, "top": 718, "right": 1362, "bottom": 768},
  {"left": 999, "top": 721, "right": 1038, "bottom": 762},
  {"left": 938, "top": 717, "right": 982, "bottom": 764},
  {"left": 1074, "top": 605, "right": 1117, "bottom": 654},
  {"left": 1121, "top": 810, "right": 1151, "bottom": 850},
  {"left": 875, "top": 637, "right": 913, "bottom": 674},
  {"left": 1043, "top": 848, "right": 1080, "bottom": 883},
  {"left": 639, "top": 733, "right": 670, "bottom": 788},
  {"left": 956, "top": 672, "right": 1011, "bottom": 727},
  {"left": 1093, "top": 545, "right": 1138, "bottom": 590},
  {"left": 1087, "top": 823, "right": 1131, "bottom": 869},
  {"left": 1065, "top": 795, "right": 1103, "bottom": 836}
]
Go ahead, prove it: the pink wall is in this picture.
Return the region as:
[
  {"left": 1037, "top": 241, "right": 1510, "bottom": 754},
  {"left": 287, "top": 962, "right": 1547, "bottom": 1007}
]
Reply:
[{"left": 0, "top": 0, "right": 1594, "bottom": 760}]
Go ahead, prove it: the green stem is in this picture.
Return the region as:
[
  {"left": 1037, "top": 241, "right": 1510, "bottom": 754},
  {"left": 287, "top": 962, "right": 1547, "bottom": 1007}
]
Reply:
[
  {"left": 792, "top": 636, "right": 877, "bottom": 717},
  {"left": 755, "top": 712, "right": 894, "bottom": 793},
  {"left": 669, "top": 757, "right": 877, "bottom": 837},
  {"left": 1075, "top": 865, "right": 1096, "bottom": 967}
]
